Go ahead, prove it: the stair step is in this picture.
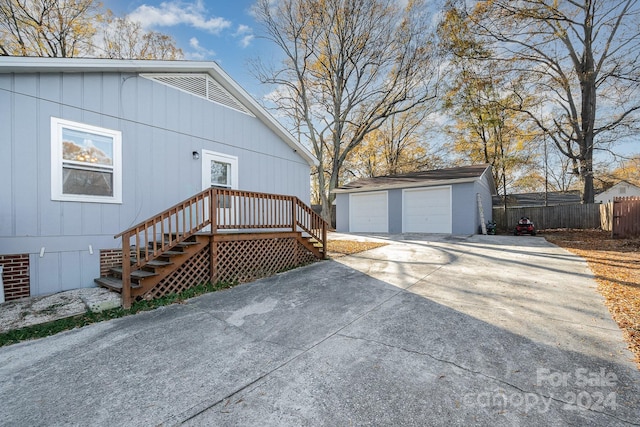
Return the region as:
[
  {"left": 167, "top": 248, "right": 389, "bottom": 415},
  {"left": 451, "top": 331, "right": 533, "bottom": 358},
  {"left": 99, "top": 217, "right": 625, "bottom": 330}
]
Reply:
[
  {"left": 176, "top": 241, "right": 199, "bottom": 247},
  {"left": 110, "top": 268, "right": 158, "bottom": 279},
  {"left": 147, "top": 241, "right": 198, "bottom": 249},
  {"left": 306, "top": 237, "right": 323, "bottom": 248},
  {"left": 131, "top": 258, "right": 173, "bottom": 267},
  {"left": 94, "top": 277, "right": 141, "bottom": 291},
  {"left": 160, "top": 250, "right": 187, "bottom": 256},
  {"left": 133, "top": 248, "right": 185, "bottom": 257}
]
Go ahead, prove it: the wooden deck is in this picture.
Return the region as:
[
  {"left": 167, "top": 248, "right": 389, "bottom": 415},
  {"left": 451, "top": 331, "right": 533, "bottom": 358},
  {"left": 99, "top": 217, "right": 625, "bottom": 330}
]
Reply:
[{"left": 96, "top": 189, "right": 327, "bottom": 308}]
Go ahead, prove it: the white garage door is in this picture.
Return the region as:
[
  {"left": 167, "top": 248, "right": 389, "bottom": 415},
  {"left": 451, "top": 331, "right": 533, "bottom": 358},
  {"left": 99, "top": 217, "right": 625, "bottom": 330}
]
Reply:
[
  {"left": 350, "top": 192, "right": 388, "bottom": 233},
  {"left": 403, "top": 187, "right": 452, "bottom": 233}
]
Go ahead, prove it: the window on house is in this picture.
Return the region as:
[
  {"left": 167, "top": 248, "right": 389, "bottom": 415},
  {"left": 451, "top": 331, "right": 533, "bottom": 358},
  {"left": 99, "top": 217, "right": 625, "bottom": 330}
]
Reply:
[
  {"left": 619, "top": 186, "right": 627, "bottom": 194},
  {"left": 51, "top": 118, "right": 122, "bottom": 203}
]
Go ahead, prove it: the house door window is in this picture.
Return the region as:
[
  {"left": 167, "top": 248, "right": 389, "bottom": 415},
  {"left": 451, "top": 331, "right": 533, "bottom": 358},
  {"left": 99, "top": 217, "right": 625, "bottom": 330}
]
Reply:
[{"left": 201, "top": 150, "right": 238, "bottom": 228}]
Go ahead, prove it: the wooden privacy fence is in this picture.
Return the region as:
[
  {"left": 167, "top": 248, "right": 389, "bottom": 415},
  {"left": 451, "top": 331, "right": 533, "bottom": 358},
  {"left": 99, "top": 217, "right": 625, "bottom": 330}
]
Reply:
[
  {"left": 493, "top": 204, "right": 602, "bottom": 231},
  {"left": 601, "top": 197, "right": 640, "bottom": 238}
]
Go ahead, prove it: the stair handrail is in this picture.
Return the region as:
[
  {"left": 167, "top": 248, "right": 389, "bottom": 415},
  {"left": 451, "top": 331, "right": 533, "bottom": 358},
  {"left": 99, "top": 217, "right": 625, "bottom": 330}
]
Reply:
[
  {"left": 294, "top": 197, "right": 328, "bottom": 259},
  {"left": 114, "top": 188, "right": 215, "bottom": 307},
  {"left": 112, "top": 188, "right": 327, "bottom": 307}
]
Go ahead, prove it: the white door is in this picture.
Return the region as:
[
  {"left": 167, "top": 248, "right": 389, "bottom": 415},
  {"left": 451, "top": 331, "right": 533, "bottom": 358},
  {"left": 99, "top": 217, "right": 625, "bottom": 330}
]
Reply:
[
  {"left": 403, "top": 187, "right": 452, "bottom": 233},
  {"left": 349, "top": 192, "right": 388, "bottom": 233},
  {"left": 201, "top": 150, "right": 238, "bottom": 229}
]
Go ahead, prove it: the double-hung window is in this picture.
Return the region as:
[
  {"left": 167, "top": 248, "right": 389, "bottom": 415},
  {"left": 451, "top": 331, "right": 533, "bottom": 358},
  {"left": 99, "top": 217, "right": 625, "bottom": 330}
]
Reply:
[{"left": 51, "top": 118, "right": 122, "bottom": 203}]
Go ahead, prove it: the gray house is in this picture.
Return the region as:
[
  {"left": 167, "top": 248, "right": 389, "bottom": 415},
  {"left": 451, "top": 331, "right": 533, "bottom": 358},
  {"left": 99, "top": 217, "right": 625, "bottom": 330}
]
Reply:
[
  {"left": 0, "top": 57, "right": 317, "bottom": 301},
  {"left": 334, "top": 165, "right": 496, "bottom": 235}
]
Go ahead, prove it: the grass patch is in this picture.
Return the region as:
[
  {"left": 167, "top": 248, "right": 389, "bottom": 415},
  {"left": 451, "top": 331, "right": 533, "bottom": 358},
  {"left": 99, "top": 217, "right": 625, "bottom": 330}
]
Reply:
[
  {"left": 326, "top": 240, "right": 388, "bottom": 257},
  {"left": 0, "top": 281, "right": 235, "bottom": 348}
]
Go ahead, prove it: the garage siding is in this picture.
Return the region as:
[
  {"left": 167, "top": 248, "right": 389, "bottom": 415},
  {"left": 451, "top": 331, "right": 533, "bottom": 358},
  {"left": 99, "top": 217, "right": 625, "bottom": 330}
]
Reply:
[
  {"left": 475, "top": 176, "right": 494, "bottom": 227},
  {"left": 335, "top": 167, "right": 495, "bottom": 235},
  {"left": 335, "top": 193, "right": 349, "bottom": 232},
  {"left": 388, "top": 190, "right": 403, "bottom": 234},
  {"left": 451, "top": 182, "right": 477, "bottom": 235}
]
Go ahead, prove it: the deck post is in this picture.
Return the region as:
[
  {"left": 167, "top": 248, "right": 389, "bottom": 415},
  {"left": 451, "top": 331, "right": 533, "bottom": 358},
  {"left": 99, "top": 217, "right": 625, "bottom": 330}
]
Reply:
[
  {"left": 210, "top": 189, "right": 218, "bottom": 284},
  {"left": 122, "top": 236, "right": 132, "bottom": 309},
  {"left": 291, "top": 197, "right": 297, "bottom": 232},
  {"left": 322, "top": 220, "right": 327, "bottom": 259}
]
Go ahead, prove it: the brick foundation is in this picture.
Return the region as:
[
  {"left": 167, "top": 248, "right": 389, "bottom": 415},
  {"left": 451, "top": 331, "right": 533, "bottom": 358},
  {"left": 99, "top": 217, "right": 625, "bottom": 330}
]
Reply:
[
  {"left": 100, "top": 249, "right": 122, "bottom": 277},
  {"left": 1, "top": 254, "right": 30, "bottom": 301}
]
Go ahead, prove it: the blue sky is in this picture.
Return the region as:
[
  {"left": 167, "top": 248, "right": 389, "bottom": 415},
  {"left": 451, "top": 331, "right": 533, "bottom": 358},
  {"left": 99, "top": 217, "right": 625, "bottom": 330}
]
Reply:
[
  {"left": 104, "top": 0, "right": 272, "bottom": 98},
  {"left": 101, "top": 0, "right": 637, "bottom": 162}
]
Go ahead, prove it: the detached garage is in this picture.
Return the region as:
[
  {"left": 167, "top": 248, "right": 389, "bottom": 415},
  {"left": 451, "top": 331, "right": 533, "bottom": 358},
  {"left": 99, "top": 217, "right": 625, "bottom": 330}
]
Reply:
[{"left": 334, "top": 164, "right": 496, "bottom": 235}]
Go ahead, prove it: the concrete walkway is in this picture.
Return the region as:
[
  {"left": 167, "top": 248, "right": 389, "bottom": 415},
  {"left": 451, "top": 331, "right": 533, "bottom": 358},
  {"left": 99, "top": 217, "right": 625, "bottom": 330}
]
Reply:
[{"left": 0, "top": 234, "right": 638, "bottom": 426}]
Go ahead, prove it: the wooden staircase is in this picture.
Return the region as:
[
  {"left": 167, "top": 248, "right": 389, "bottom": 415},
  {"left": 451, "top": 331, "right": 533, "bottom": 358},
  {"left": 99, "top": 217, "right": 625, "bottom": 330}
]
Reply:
[
  {"left": 95, "top": 234, "right": 209, "bottom": 299},
  {"left": 298, "top": 234, "right": 325, "bottom": 259},
  {"left": 95, "top": 188, "right": 328, "bottom": 308}
]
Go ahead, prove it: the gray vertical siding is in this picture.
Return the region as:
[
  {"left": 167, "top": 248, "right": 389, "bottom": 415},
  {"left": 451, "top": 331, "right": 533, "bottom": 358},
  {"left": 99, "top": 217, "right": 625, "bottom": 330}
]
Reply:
[
  {"left": 388, "top": 189, "right": 403, "bottom": 234},
  {"left": 0, "top": 71, "right": 311, "bottom": 295},
  {"left": 335, "top": 193, "right": 349, "bottom": 232},
  {"left": 475, "top": 174, "right": 495, "bottom": 225},
  {"left": 451, "top": 182, "right": 477, "bottom": 235}
]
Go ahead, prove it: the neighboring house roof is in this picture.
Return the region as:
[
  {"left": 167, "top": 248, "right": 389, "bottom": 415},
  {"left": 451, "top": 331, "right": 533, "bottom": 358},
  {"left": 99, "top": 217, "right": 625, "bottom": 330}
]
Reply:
[
  {"left": 333, "top": 164, "right": 496, "bottom": 194},
  {"left": 493, "top": 190, "right": 582, "bottom": 207},
  {"left": 0, "top": 56, "right": 318, "bottom": 167},
  {"left": 595, "top": 180, "right": 640, "bottom": 198}
]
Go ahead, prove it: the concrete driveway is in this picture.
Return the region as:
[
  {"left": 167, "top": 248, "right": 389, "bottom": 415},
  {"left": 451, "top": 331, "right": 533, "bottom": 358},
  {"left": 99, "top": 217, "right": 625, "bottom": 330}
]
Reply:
[{"left": 1, "top": 234, "right": 638, "bottom": 426}]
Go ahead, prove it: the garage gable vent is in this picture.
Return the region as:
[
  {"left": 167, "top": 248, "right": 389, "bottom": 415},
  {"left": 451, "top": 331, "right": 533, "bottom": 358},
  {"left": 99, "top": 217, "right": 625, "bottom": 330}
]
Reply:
[{"left": 141, "top": 73, "right": 254, "bottom": 116}]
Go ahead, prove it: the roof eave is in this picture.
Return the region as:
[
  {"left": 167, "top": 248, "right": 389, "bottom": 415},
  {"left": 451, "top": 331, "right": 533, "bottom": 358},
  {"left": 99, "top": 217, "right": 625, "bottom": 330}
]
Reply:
[{"left": 333, "top": 176, "right": 480, "bottom": 194}]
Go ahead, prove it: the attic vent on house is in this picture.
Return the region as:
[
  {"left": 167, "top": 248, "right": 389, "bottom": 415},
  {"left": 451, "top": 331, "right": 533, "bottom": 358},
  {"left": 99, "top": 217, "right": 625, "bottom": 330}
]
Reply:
[{"left": 141, "top": 73, "right": 254, "bottom": 116}]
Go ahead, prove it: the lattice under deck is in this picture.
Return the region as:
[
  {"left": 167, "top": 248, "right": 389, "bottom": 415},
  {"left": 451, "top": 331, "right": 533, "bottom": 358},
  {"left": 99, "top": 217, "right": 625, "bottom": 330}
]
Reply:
[
  {"left": 214, "top": 236, "right": 317, "bottom": 284},
  {"left": 142, "top": 245, "right": 210, "bottom": 300},
  {"left": 141, "top": 235, "right": 317, "bottom": 301}
]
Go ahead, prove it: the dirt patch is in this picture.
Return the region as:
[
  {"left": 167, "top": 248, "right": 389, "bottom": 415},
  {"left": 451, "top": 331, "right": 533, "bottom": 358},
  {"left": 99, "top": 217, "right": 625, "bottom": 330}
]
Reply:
[
  {"left": 544, "top": 229, "right": 640, "bottom": 369},
  {"left": 326, "top": 240, "right": 388, "bottom": 258}
]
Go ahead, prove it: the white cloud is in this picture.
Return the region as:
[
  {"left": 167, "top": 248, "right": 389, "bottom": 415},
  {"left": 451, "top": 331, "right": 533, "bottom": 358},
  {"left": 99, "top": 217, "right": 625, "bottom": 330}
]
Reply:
[
  {"left": 234, "top": 24, "right": 255, "bottom": 48},
  {"left": 239, "top": 34, "right": 255, "bottom": 48},
  {"left": 128, "top": 1, "right": 232, "bottom": 34},
  {"left": 236, "top": 24, "right": 251, "bottom": 35},
  {"left": 185, "top": 36, "right": 216, "bottom": 60}
]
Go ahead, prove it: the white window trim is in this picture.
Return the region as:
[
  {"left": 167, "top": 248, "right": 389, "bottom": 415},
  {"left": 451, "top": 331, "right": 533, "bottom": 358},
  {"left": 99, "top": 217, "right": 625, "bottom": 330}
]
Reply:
[
  {"left": 201, "top": 150, "right": 238, "bottom": 191},
  {"left": 51, "top": 117, "right": 122, "bottom": 204}
]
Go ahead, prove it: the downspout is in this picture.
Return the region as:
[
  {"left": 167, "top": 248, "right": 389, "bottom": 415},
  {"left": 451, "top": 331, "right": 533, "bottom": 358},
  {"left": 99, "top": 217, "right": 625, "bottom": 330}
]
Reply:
[{"left": 0, "top": 265, "right": 4, "bottom": 303}]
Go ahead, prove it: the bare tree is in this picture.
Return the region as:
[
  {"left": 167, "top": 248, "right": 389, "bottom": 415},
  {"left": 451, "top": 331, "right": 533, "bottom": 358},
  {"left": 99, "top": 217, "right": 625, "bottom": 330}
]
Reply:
[
  {"left": 0, "top": 0, "right": 184, "bottom": 60},
  {"left": 0, "top": 0, "right": 100, "bottom": 57},
  {"left": 452, "top": 0, "right": 640, "bottom": 203},
  {"left": 438, "top": 7, "right": 539, "bottom": 199},
  {"left": 98, "top": 14, "right": 184, "bottom": 60},
  {"left": 252, "top": 0, "right": 439, "bottom": 221},
  {"left": 343, "top": 108, "right": 445, "bottom": 178}
]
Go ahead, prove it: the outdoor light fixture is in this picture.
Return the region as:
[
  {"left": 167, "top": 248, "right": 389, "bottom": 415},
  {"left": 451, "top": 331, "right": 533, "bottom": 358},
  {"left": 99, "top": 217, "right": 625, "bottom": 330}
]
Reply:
[{"left": 192, "top": 151, "right": 200, "bottom": 160}]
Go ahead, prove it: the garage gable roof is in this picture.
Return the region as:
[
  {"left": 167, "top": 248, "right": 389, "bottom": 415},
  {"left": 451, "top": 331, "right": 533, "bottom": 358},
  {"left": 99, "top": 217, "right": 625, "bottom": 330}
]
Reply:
[
  {"left": 334, "top": 164, "right": 494, "bottom": 193},
  {"left": 0, "top": 56, "right": 318, "bottom": 167}
]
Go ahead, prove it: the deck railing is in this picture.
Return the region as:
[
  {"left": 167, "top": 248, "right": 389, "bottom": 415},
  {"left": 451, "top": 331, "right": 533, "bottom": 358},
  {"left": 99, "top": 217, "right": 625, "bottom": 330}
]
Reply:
[{"left": 115, "top": 188, "right": 327, "bottom": 306}]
